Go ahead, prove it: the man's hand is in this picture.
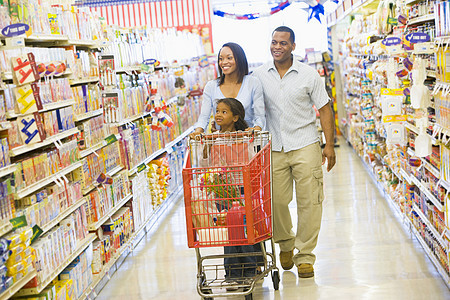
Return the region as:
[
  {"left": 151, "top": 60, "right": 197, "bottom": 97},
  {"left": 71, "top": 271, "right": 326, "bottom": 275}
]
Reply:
[
  {"left": 245, "top": 126, "right": 262, "bottom": 132},
  {"left": 322, "top": 144, "right": 336, "bottom": 172}
]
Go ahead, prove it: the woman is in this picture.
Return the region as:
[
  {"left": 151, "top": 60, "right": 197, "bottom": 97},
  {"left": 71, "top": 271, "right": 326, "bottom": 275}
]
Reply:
[
  {"left": 190, "top": 42, "right": 265, "bottom": 289},
  {"left": 191, "top": 42, "right": 265, "bottom": 135}
]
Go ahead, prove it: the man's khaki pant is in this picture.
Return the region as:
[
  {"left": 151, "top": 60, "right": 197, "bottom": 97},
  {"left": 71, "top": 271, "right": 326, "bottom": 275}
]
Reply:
[{"left": 272, "top": 142, "right": 324, "bottom": 266}]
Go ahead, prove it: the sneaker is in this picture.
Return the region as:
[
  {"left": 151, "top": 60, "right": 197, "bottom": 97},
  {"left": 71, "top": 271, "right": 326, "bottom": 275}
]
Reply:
[
  {"left": 279, "top": 250, "right": 294, "bottom": 270},
  {"left": 223, "top": 279, "right": 240, "bottom": 292},
  {"left": 298, "top": 263, "right": 314, "bottom": 278}
]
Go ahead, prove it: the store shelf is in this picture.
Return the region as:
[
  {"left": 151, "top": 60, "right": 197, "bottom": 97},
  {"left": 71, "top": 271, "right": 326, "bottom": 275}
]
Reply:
[
  {"left": 107, "top": 165, "right": 124, "bottom": 177},
  {"left": 409, "top": 175, "right": 444, "bottom": 212},
  {"left": 421, "top": 159, "right": 440, "bottom": 179},
  {"left": 10, "top": 127, "right": 79, "bottom": 157},
  {"left": 404, "top": 123, "right": 437, "bottom": 145},
  {"left": 16, "top": 161, "right": 82, "bottom": 199},
  {"left": 0, "top": 222, "right": 13, "bottom": 238},
  {"left": 6, "top": 99, "right": 75, "bottom": 119},
  {"left": 40, "top": 198, "right": 87, "bottom": 234},
  {"left": 400, "top": 169, "right": 412, "bottom": 185},
  {"left": 69, "top": 77, "right": 100, "bottom": 86},
  {"left": 128, "top": 126, "right": 193, "bottom": 176},
  {"left": 88, "top": 194, "right": 132, "bottom": 231},
  {"left": 26, "top": 34, "right": 68, "bottom": 42},
  {"left": 16, "top": 234, "right": 96, "bottom": 296},
  {"left": 74, "top": 109, "right": 103, "bottom": 122},
  {"left": 116, "top": 66, "right": 141, "bottom": 73},
  {"left": 412, "top": 204, "right": 447, "bottom": 246},
  {"left": 79, "top": 186, "right": 183, "bottom": 300},
  {"left": 115, "top": 111, "right": 151, "bottom": 127},
  {"left": 0, "top": 270, "right": 37, "bottom": 300},
  {"left": 1, "top": 72, "right": 12, "bottom": 81},
  {"left": 408, "top": 14, "right": 435, "bottom": 26},
  {"left": 79, "top": 141, "right": 107, "bottom": 159},
  {"left": 427, "top": 70, "right": 436, "bottom": 78},
  {"left": 405, "top": 0, "right": 423, "bottom": 5},
  {"left": 410, "top": 226, "right": 450, "bottom": 289},
  {"left": 0, "top": 164, "right": 16, "bottom": 178}
]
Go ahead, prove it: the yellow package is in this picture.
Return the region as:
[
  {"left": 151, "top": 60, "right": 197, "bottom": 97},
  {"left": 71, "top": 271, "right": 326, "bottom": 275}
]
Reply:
[
  {"left": 8, "top": 243, "right": 26, "bottom": 258},
  {"left": 6, "top": 250, "right": 25, "bottom": 267},
  {"left": 54, "top": 281, "right": 67, "bottom": 300},
  {"left": 5, "top": 233, "right": 22, "bottom": 248},
  {"left": 21, "top": 227, "right": 33, "bottom": 243},
  {"left": 7, "top": 260, "right": 26, "bottom": 276}
]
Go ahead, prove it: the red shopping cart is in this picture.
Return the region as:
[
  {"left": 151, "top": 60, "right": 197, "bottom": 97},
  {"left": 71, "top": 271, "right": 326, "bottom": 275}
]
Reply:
[{"left": 183, "top": 131, "right": 279, "bottom": 300}]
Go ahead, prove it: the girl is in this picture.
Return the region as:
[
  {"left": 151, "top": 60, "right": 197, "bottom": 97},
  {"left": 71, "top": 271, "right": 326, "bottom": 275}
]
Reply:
[{"left": 214, "top": 98, "right": 263, "bottom": 290}]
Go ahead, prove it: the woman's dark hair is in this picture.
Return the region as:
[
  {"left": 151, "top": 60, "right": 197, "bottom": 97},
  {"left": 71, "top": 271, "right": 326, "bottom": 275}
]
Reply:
[
  {"left": 217, "top": 42, "right": 249, "bottom": 86},
  {"left": 273, "top": 26, "right": 295, "bottom": 44},
  {"left": 216, "top": 98, "right": 248, "bottom": 131}
]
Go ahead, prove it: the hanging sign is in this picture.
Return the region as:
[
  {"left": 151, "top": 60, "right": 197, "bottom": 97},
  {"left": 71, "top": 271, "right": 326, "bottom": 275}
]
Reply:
[
  {"left": 143, "top": 59, "right": 160, "bottom": 67},
  {"left": 1, "top": 23, "right": 29, "bottom": 37},
  {"left": 10, "top": 215, "right": 27, "bottom": 229},
  {"left": 387, "top": 17, "right": 398, "bottom": 25},
  {"left": 405, "top": 32, "right": 430, "bottom": 44},
  {"left": 137, "top": 163, "right": 147, "bottom": 173},
  {"left": 382, "top": 37, "right": 402, "bottom": 46},
  {"left": 30, "top": 225, "right": 43, "bottom": 244},
  {"left": 105, "top": 134, "right": 118, "bottom": 145}
]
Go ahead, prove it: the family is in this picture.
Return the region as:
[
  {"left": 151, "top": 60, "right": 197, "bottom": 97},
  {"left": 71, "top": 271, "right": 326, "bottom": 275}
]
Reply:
[{"left": 190, "top": 26, "right": 337, "bottom": 283}]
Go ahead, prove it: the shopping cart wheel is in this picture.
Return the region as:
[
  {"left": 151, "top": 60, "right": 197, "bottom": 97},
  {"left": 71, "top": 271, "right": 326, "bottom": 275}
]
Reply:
[
  {"left": 245, "top": 293, "right": 253, "bottom": 300},
  {"left": 272, "top": 270, "right": 280, "bottom": 290},
  {"left": 201, "top": 288, "right": 213, "bottom": 300}
]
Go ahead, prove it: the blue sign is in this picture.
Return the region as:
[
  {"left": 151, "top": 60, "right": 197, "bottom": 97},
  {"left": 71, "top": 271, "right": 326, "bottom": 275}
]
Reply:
[
  {"left": 405, "top": 32, "right": 430, "bottom": 44},
  {"left": 382, "top": 37, "right": 401, "bottom": 46},
  {"left": 143, "top": 59, "right": 160, "bottom": 67},
  {"left": 1, "top": 23, "right": 29, "bottom": 37}
]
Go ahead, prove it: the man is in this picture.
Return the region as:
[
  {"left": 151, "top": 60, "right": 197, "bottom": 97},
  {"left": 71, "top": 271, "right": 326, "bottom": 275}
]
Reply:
[{"left": 253, "top": 26, "right": 336, "bottom": 278}]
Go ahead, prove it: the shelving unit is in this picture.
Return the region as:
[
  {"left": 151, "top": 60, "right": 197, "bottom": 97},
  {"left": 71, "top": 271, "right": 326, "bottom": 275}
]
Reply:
[
  {"left": 15, "top": 234, "right": 96, "bottom": 296},
  {"left": 0, "top": 164, "right": 16, "bottom": 178},
  {"left": 407, "top": 14, "right": 435, "bottom": 26},
  {"left": 82, "top": 165, "right": 124, "bottom": 196},
  {"left": 16, "top": 161, "right": 82, "bottom": 199},
  {"left": 78, "top": 186, "right": 183, "bottom": 300},
  {"left": 10, "top": 127, "right": 79, "bottom": 157},
  {"left": 0, "top": 222, "right": 13, "bottom": 238},
  {"left": 69, "top": 77, "right": 100, "bottom": 86},
  {"left": 74, "top": 109, "right": 103, "bottom": 122},
  {"left": 0, "top": 271, "right": 37, "bottom": 300},
  {"left": 40, "top": 198, "right": 87, "bottom": 234},
  {"left": 88, "top": 194, "right": 132, "bottom": 231}
]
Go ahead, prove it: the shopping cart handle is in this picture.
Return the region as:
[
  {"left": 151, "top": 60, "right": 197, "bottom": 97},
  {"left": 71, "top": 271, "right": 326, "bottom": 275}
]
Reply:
[{"left": 192, "top": 130, "right": 256, "bottom": 143}]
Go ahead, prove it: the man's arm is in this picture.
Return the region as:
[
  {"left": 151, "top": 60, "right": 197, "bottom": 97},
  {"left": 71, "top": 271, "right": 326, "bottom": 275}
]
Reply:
[{"left": 318, "top": 102, "right": 336, "bottom": 172}]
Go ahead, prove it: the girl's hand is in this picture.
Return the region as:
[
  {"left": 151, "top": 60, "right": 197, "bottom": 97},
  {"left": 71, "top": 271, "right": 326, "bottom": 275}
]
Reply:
[
  {"left": 190, "top": 128, "right": 204, "bottom": 139},
  {"left": 211, "top": 120, "right": 218, "bottom": 133},
  {"left": 245, "top": 126, "right": 262, "bottom": 132}
]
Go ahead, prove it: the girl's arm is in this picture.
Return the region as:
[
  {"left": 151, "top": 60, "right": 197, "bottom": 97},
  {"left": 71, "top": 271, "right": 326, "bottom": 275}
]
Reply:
[{"left": 250, "top": 77, "right": 265, "bottom": 131}]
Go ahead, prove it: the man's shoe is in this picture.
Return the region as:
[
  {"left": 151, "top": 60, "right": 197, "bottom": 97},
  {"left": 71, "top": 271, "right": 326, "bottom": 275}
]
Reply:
[
  {"left": 279, "top": 250, "right": 294, "bottom": 270},
  {"left": 298, "top": 263, "right": 314, "bottom": 278}
]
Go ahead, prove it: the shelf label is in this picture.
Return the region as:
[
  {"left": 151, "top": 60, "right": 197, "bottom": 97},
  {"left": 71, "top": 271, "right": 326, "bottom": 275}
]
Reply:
[
  {"left": 405, "top": 32, "right": 430, "bottom": 44},
  {"left": 105, "top": 134, "right": 118, "bottom": 145},
  {"left": 382, "top": 37, "right": 401, "bottom": 46},
  {"left": 31, "top": 225, "right": 43, "bottom": 244},
  {"left": 414, "top": 42, "right": 434, "bottom": 53},
  {"left": 10, "top": 215, "right": 27, "bottom": 229},
  {"left": 137, "top": 163, "right": 146, "bottom": 173},
  {"left": 1, "top": 23, "right": 30, "bottom": 37},
  {"left": 143, "top": 59, "right": 160, "bottom": 67}
]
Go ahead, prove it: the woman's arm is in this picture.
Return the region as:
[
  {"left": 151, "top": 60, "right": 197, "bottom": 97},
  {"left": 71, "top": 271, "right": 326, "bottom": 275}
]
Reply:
[{"left": 193, "top": 81, "right": 215, "bottom": 133}]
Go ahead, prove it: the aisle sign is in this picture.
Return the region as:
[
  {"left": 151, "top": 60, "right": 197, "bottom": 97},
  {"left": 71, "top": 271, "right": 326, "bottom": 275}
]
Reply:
[
  {"left": 10, "top": 215, "right": 27, "bottom": 229},
  {"left": 405, "top": 32, "right": 430, "bottom": 44},
  {"left": 1, "top": 23, "right": 29, "bottom": 37},
  {"left": 382, "top": 37, "right": 401, "bottom": 47}
]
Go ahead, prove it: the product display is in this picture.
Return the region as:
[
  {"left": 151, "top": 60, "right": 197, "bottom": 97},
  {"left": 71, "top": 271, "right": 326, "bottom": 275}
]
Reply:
[
  {"left": 0, "top": 0, "right": 213, "bottom": 298},
  {"left": 328, "top": 0, "right": 450, "bottom": 288}
]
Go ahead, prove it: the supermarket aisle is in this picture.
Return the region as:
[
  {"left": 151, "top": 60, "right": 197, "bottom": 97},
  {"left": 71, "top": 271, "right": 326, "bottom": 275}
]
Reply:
[{"left": 96, "top": 140, "right": 449, "bottom": 299}]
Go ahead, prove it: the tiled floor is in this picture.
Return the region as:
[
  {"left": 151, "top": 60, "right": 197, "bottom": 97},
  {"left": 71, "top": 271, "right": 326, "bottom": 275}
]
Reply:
[{"left": 97, "top": 141, "right": 450, "bottom": 299}]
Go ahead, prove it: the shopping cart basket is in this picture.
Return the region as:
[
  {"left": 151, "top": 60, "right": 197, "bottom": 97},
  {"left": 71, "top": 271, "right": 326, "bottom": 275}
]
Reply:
[{"left": 183, "top": 131, "right": 279, "bottom": 299}]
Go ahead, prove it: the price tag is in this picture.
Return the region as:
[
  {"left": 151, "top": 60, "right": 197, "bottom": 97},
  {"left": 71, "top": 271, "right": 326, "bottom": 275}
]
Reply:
[
  {"left": 387, "top": 17, "right": 398, "bottom": 25},
  {"left": 5, "top": 37, "right": 25, "bottom": 48},
  {"left": 30, "top": 225, "right": 43, "bottom": 244},
  {"left": 137, "top": 163, "right": 146, "bottom": 173},
  {"left": 387, "top": 44, "right": 404, "bottom": 55},
  {"left": 414, "top": 42, "right": 434, "bottom": 54},
  {"left": 10, "top": 215, "right": 27, "bottom": 229},
  {"left": 105, "top": 134, "right": 118, "bottom": 145}
]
